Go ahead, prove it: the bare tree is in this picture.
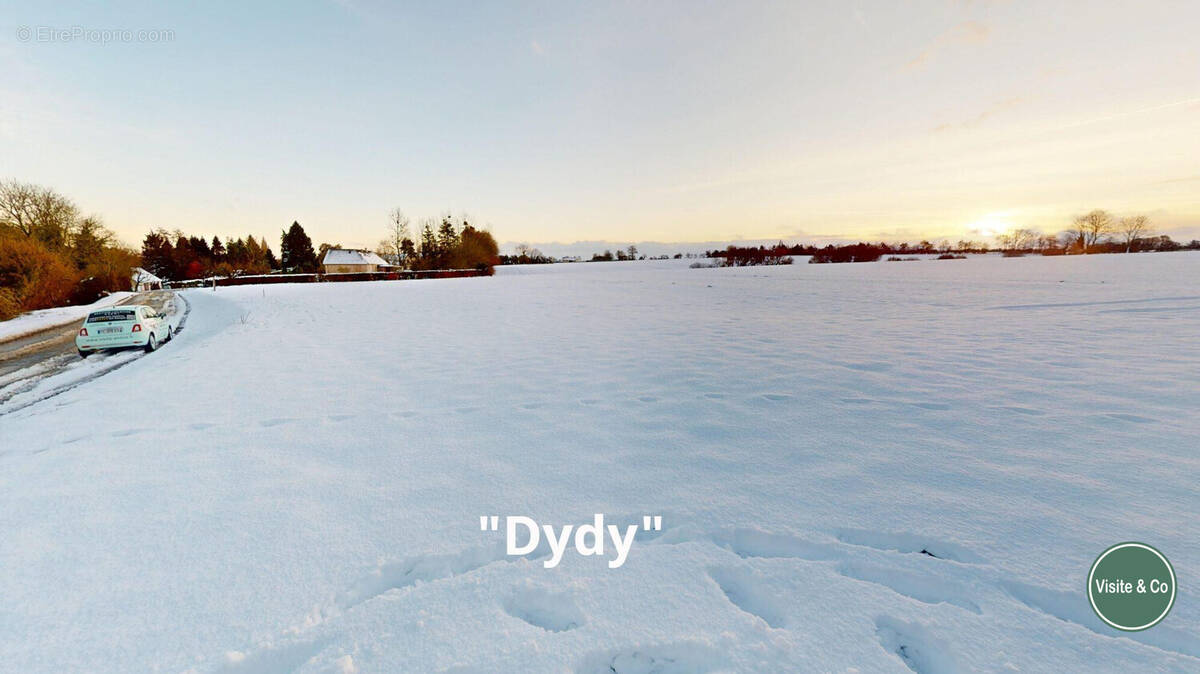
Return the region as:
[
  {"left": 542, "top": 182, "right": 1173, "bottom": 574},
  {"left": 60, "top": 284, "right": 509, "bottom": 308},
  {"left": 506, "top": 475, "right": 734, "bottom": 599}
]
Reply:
[
  {"left": 1071, "top": 209, "right": 1113, "bottom": 253},
  {"left": 0, "top": 179, "right": 79, "bottom": 248},
  {"left": 1119, "top": 215, "right": 1150, "bottom": 253},
  {"left": 131, "top": 267, "right": 155, "bottom": 291},
  {"left": 998, "top": 228, "right": 1039, "bottom": 251},
  {"left": 0, "top": 180, "right": 35, "bottom": 235},
  {"left": 380, "top": 208, "right": 411, "bottom": 266}
]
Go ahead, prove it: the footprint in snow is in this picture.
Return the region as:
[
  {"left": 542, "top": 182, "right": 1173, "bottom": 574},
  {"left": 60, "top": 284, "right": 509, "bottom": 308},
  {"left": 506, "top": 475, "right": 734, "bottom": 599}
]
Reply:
[
  {"left": 503, "top": 586, "right": 585, "bottom": 632},
  {"left": 874, "top": 615, "right": 957, "bottom": 673},
  {"left": 834, "top": 528, "right": 984, "bottom": 564},
  {"left": 1001, "top": 580, "right": 1200, "bottom": 659},
  {"left": 707, "top": 527, "right": 844, "bottom": 561},
  {"left": 906, "top": 401, "right": 951, "bottom": 411},
  {"left": 708, "top": 565, "right": 788, "bottom": 628},
  {"left": 836, "top": 561, "right": 981, "bottom": 614},
  {"left": 1100, "top": 413, "right": 1155, "bottom": 424},
  {"left": 110, "top": 428, "right": 151, "bottom": 437},
  {"left": 575, "top": 642, "right": 728, "bottom": 674},
  {"left": 996, "top": 405, "right": 1045, "bottom": 416},
  {"left": 839, "top": 361, "right": 893, "bottom": 373}
]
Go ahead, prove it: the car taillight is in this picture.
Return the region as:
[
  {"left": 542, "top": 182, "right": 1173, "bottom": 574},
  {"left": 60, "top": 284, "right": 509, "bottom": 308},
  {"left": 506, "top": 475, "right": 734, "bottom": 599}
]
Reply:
[
  {"left": 131, "top": 324, "right": 142, "bottom": 332},
  {"left": 79, "top": 327, "right": 88, "bottom": 337}
]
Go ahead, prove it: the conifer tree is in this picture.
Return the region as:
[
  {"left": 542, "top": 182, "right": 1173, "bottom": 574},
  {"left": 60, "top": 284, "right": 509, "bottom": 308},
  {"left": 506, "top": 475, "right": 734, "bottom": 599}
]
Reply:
[{"left": 280, "top": 221, "right": 317, "bottom": 272}]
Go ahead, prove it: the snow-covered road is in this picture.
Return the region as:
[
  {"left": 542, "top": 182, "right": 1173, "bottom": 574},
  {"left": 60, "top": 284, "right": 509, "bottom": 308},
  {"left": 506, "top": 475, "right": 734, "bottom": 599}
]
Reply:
[
  {"left": 0, "top": 254, "right": 1197, "bottom": 672},
  {"left": 0, "top": 291, "right": 188, "bottom": 415}
]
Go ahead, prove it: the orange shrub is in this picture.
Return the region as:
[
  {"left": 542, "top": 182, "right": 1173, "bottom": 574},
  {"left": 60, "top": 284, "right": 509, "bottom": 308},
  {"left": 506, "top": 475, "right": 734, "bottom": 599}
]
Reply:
[{"left": 0, "top": 233, "right": 82, "bottom": 313}]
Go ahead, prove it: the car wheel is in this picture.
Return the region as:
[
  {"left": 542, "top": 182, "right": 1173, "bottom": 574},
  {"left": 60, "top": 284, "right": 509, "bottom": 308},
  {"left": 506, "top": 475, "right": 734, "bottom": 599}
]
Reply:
[
  {"left": 78, "top": 349, "right": 89, "bottom": 359},
  {"left": 145, "top": 333, "right": 158, "bottom": 353},
  {"left": 166, "top": 326, "right": 174, "bottom": 341}
]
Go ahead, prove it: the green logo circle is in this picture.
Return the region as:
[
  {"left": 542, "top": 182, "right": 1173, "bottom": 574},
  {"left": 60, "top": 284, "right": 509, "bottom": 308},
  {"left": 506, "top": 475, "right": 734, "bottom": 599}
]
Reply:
[{"left": 1087, "top": 542, "right": 1175, "bottom": 631}]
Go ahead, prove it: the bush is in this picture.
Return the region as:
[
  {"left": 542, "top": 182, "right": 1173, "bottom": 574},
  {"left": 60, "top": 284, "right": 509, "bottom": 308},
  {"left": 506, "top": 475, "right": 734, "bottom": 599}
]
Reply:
[
  {"left": 810, "top": 243, "right": 883, "bottom": 263},
  {"left": 454, "top": 226, "right": 500, "bottom": 270},
  {"left": 0, "top": 287, "right": 20, "bottom": 321},
  {"left": 936, "top": 253, "right": 966, "bottom": 260},
  {"left": 714, "top": 245, "right": 793, "bottom": 266},
  {"left": 1001, "top": 250, "right": 1025, "bottom": 257},
  {"left": 0, "top": 234, "right": 81, "bottom": 312}
]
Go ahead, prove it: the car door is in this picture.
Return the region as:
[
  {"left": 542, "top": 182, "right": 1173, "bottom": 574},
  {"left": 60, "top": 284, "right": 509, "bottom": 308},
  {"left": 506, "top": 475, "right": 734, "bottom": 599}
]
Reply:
[{"left": 141, "top": 307, "right": 160, "bottom": 338}]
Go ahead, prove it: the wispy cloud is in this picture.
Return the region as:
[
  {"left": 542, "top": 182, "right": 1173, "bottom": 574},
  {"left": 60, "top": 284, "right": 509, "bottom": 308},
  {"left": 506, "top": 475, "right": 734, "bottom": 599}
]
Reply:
[
  {"left": 1051, "top": 97, "right": 1200, "bottom": 131},
  {"left": 1150, "top": 175, "right": 1200, "bottom": 185},
  {"left": 933, "top": 96, "right": 1024, "bottom": 132},
  {"left": 530, "top": 40, "right": 545, "bottom": 56},
  {"left": 905, "top": 20, "right": 990, "bottom": 70}
]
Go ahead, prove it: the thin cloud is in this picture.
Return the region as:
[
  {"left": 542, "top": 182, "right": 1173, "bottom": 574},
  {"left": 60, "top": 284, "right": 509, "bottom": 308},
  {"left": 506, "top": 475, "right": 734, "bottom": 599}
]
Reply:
[
  {"left": 1051, "top": 97, "right": 1200, "bottom": 131},
  {"left": 933, "top": 96, "right": 1025, "bottom": 132},
  {"left": 905, "top": 20, "right": 991, "bottom": 70},
  {"left": 1150, "top": 175, "right": 1200, "bottom": 185},
  {"left": 530, "top": 40, "right": 545, "bottom": 56}
]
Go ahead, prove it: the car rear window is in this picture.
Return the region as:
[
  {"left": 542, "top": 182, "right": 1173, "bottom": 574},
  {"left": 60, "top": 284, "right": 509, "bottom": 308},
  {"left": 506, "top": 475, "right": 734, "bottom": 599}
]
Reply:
[{"left": 86, "top": 309, "right": 136, "bottom": 323}]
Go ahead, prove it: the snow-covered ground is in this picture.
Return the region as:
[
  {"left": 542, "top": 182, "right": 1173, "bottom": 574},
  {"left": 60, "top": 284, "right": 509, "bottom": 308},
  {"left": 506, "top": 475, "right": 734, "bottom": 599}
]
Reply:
[
  {"left": 1, "top": 254, "right": 1198, "bottom": 672},
  {"left": 0, "top": 291, "right": 134, "bottom": 343}
]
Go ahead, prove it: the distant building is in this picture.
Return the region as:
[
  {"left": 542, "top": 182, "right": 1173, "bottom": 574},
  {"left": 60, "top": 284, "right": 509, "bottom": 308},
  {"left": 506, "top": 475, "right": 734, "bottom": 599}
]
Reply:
[
  {"left": 131, "top": 267, "right": 163, "bottom": 291},
  {"left": 321, "top": 248, "right": 391, "bottom": 273}
]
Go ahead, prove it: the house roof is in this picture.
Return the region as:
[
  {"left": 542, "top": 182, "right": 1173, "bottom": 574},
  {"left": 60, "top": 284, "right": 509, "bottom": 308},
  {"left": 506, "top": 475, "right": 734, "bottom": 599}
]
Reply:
[
  {"left": 131, "top": 267, "right": 163, "bottom": 283},
  {"left": 322, "top": 248, "right": 389, "bottom": 266}
]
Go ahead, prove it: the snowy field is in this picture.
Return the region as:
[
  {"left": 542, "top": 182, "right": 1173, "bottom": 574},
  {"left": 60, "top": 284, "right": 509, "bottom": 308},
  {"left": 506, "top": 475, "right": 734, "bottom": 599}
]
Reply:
[{"left": 1, "top": 253, "right": 1198, "bottom": 672}]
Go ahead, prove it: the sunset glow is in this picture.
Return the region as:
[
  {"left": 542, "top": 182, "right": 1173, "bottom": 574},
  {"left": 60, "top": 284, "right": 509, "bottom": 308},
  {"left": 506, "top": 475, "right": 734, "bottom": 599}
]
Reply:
[{"left": 2, "top": 1, "right": 1198, "bottom": 251}]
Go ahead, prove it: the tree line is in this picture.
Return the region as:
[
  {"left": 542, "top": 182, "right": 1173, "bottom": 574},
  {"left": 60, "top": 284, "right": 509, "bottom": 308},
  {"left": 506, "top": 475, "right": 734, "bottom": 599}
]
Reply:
[
  {"left": 995, "top": 210, "right": 1189, "bottom": 255},
  {"left": 0, "top": 180, "right": 138, "bottom": 320},
  {"left": 705, "top": 211, "right": 1198, "bottom": 266},
  {"left": 140, "top": 220, "right": 344, "bottom": 278},
  {"left": 141, "top": 210, "right": 501, "bottom": 281},
  {"left": 141, "top": 230, "right": 281, "bottom": 280},
  {"left": 375, "top": 209, "right": 499, "bottom": 271}
]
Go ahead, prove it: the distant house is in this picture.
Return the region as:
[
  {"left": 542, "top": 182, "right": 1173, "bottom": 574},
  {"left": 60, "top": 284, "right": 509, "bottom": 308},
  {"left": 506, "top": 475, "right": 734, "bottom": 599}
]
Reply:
[
  {"left": 131, "top": 267, "right": 163, "bottom": 291},
  {"left": 321, "top": 248, "right": 391, "bottom": 273}
]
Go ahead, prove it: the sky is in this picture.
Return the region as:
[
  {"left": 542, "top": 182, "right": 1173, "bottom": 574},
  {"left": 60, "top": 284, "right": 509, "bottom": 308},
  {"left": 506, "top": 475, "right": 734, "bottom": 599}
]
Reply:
[{"left": 1, "top": 0, "right": 1198, "bottom": 254}]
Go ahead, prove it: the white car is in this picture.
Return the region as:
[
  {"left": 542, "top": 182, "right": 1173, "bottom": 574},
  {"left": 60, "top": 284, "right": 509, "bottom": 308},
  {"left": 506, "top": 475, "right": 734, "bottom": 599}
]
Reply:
[{"left": 75, "top": 304, "right": 175, "bottom": 358}]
